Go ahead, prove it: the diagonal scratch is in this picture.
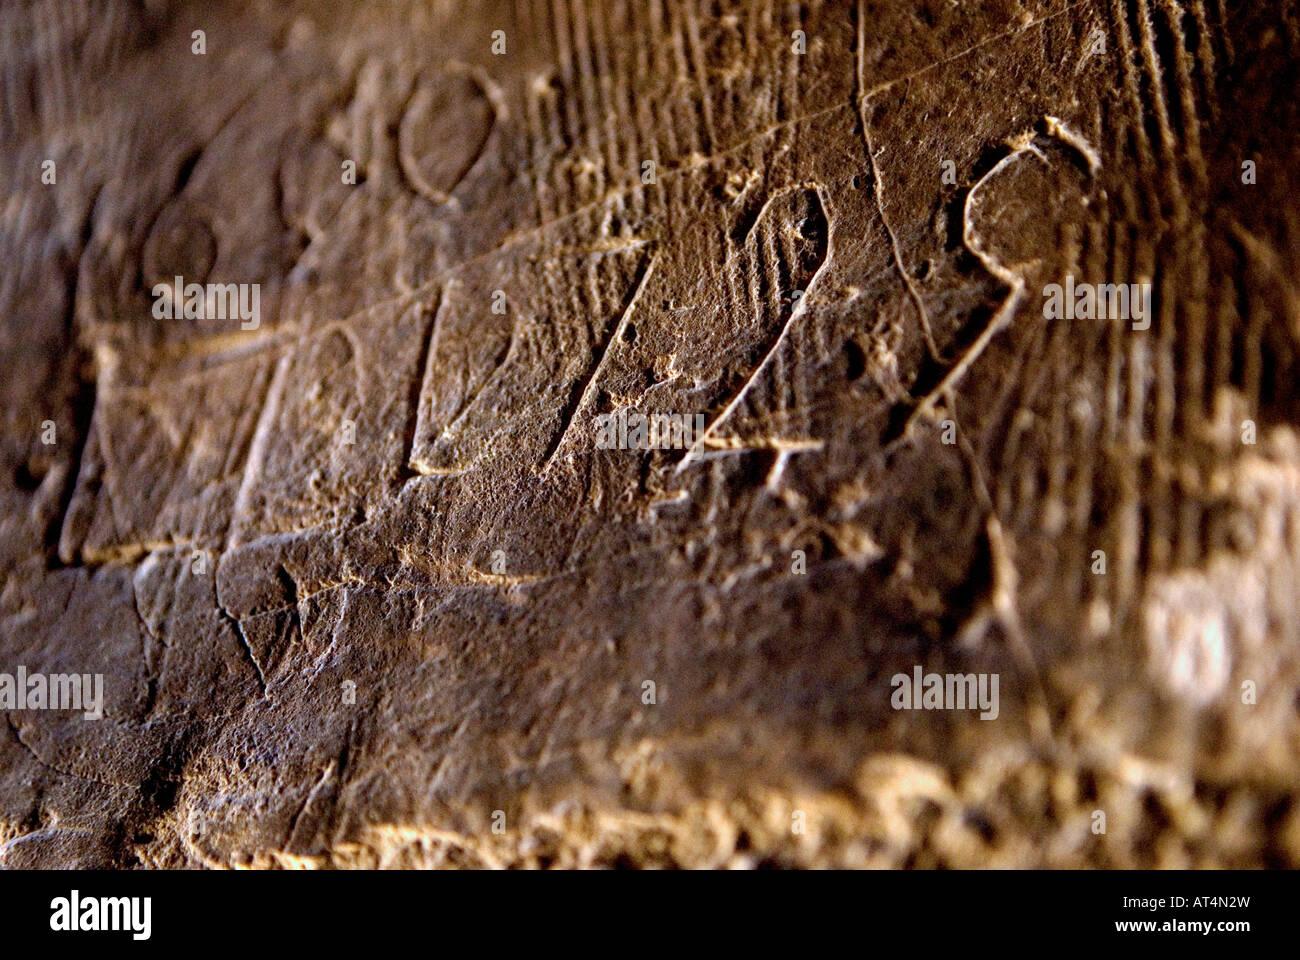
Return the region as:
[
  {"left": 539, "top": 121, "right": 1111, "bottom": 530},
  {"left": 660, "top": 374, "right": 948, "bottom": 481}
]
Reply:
[
  {"left": 4, "top": 714, "right": 128, "bottom": 788},
  {"left": 858, "top": 0, "right": 1098, "bottom": 101},
  {"left": 285, "top": 760, "right": 337, "bottom": 851},
  {"left": 215, "top": 602, "right": 267, "bottom": 696},
  {"left": 677, "top": 190, "right": 831, "bottom": 473},
  {"left": 542, "top": 252, "right": 657, "bottom": 472},
  {"left": 899, "top": 139, "right": 1046, "bottom": 442}
]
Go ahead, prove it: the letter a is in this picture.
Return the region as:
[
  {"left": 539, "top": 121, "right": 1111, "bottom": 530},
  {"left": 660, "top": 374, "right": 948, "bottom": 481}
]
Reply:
[
  {"left": 890, "top": 673, "right": 910, "bottom": 710},
  {"left": 50, "top": 897, "right": 70, "bottom": 931},
  {"left": 1042, "top": 283, "right": 1063, "bottom": 319}
]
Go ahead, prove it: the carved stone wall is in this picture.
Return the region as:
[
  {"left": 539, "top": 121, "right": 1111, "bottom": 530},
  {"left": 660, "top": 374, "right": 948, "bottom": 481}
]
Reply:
[{"left": 2, "top": 0, "right": 1298, "bottom": 868}]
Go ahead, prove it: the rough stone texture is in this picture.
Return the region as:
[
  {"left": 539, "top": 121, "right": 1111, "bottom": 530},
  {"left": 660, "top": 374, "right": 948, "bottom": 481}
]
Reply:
[{"left": 2, "top": 0, "right": 1299, "bottom": 868}]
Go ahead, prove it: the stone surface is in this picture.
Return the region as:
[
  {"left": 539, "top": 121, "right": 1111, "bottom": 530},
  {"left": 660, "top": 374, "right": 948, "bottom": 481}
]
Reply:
[{"left": 1, "top": 0, "right": 1299, "bottom": 868}]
